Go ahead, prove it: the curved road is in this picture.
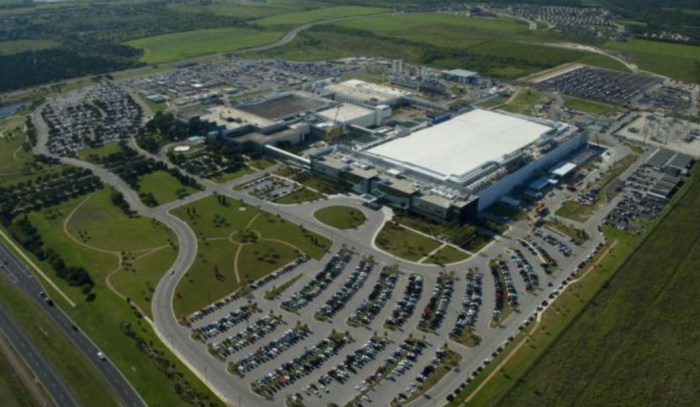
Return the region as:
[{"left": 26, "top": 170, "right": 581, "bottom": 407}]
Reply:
[{"left": 30, "top": 91, "right": 642, "bottom": 407}]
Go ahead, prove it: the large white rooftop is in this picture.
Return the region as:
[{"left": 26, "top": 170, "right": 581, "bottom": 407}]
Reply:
[
  {"left": 316, "top": 103, "right": 375, "bottom": 123},
  {"left": 325, "top": 79, "right": 409, "bottom": 103},
  {"left": 366, "top": 109, "right": 552, "bottom": 181}
]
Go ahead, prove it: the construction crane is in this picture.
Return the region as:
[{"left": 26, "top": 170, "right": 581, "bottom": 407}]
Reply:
[{"left": 325, "top": 104, "right": 342, "bottom": 144}]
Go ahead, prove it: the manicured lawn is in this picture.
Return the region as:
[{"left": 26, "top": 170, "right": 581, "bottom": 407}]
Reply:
[
  {"left": 237, "top": 240, "right": 299, "bottom": 284},
  {"left": 563, "top": 96, "right": 619, "bottom": 117},
  {"left": 66, "top": 188, "right": 173, "bottom": 252},
  {"left": 76, "top": 143, "right": 124, "bottom": 163},
  {"left": 275, "top": 187, "right": 323, "bottom": 204},
  {"left": 172, "top": 195, "right": 331, "bottom": 316},
  {"left": 209, "top": 166, "right": 255, "bottom": 183},
  {"left": 254, "top": 6, "right": 386, "bottom": 28},
  {"left": 375, "top": 222, "right": 442, "bottom": 262},
  {"left": 137, "top": 170, "right": 197, "bottom": 205},
  {"left": 126, "top": 27, "right": 282, "bottom": 64},
  {"left": 313, "top": 205, "right": 366, "bottom": 229},
  {"left": 481, "top": 167, "right": 700, "bottom": 407},
  {"left": 424, "top": 244, "right": 471, "bottom": 265},
  {"left": 0, "top": 39, "right": 59, "bottom": 55}
]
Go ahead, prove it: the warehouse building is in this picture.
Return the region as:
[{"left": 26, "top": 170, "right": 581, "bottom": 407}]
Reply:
[
  {"left": 311, "top": 109, "right": 587, "bottom": 220},
  {"left": 196, "top": 92, "right": 332, "bottom": 146}
]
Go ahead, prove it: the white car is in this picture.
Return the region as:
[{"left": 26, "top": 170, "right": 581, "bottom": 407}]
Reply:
[{"left": 97, "top": 351, "right": 107, "bottom": 361}]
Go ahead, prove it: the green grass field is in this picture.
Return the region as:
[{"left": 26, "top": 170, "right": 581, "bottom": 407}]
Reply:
[
  {"left": 5, "top": 190, "right": 224, "bottom": 407},
  {"left": 75, "top": 143, "right": 124, "bottom": 163},
  {"left": 488, "top": 167, "right": 700, "bottom": 407},
  {"left": 209, "top": 166, "right": 255, "bottom": 183},
  {"left": 423, "top": 244, "right": 471, "bottom": 265},
  {"left": 253, "top": 6, "right": 386, "bottom": 28},
  {"left": 0, "top": 273, "right": 120, "bottom": 407},
  {"left": 603, "top": 39, "right": 700, "bottom": 83},
  {"left": 0, "top": 124, "right": 32, "bottom": 179},
  {"left": 127, "top": 27, "right": 282, "bottom": 63},
  {"left": 501, "top": 89, "right": 549, "bottom": 115},
  {"left": 563, "top": 96, "right": 619, "bottom": 117},
  {"left": 0, "top": 339, "right": 41, "bottom": 407},
  {"left": 375, "top": 222, "right": 442, "bottom": 262},
  {"left": 313, "top": 205, "right": 366, "bottom": 229},
  {"left": 171, "top": 195, "right": 330, "bottom": 316},
  {"left": 274, "top": 187, "right": 323, "bottom": 204},
  {"left": 0, "top": 39, "right": 59, "bottom": 55},
  {"left": 137, "top": 170, "right": 197, "bottom": 205}
]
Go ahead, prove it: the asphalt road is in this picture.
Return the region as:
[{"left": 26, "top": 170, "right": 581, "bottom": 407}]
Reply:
[
  {"left": 0, "top": 240, "right": 147, "bottom": 407},
  {"left": 0, "top": 301, "right": 79, "bottom": 407},
  {"left": 28, "top": 98, "right": 648, "bottom": 407}
]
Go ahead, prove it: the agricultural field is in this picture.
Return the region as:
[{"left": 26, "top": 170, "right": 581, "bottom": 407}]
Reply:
[
  {"left": 603, "top": 39, "right": 700, "bottom": 83},
  {"left": 313, "top": 205, "right": 366, "bottom": 229},
  {"left": 171, "top": 195, "right": 331, "bottom": 317},
  {"left": 375, "top": 222, "right": 442, "bottom": 262},
  {"left": 490, "top": 167, "right": 700, "bottom": 407},
  {"left": 0, "top": 39, "right": 59, "bottom": 55},
  {"left": 563, "top": 96, "right": 619, "bottom": 117},
  {"left": 253, "top": 6, "right": 386, "bottom": 28},
  {"left": 126, "top": 27, "right": 282, "bottom": 64}
]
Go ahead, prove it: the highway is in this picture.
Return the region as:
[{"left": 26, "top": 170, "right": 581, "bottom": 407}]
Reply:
[
  {"left": 0, "top": 240, "right": 147, "bottom": 407},
  {"left": 0, "top": 301, "right": 78, "bottom": 407}
]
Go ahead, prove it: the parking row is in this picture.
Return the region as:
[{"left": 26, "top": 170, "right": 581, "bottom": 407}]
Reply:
[
  {"left": 418, "top": 272, "right": 454, "bottom": 333},
  {"left": 281, "top": 250, "right": 353, "bottom": 312},
  {"left": 252, "top": 332, "right": 354, "bottom": 398},
  {"left": 315, "top": 259, "right": 374, "bottom": 320},
  {"left": 451, "top": 272, "right": 483, "bottom": 340},
  {"left": 192, "top": 304, "right": 260, "bottom": 340},
  {"left": 230, "top": 325, "right": 312, "bottom": 376},
  {"left": 348, "top": 269, "right": 399, "bottom": 328},
  {"left": 535, "top": 230, "right": 572, "bottom": 257},
  {"left": 209, "top": 315, "right": 282, "bottom": 359},
  {"left": 385, "top": 274, "right": 423, "bottom": 330},
  {"left": 509, "top": 249, "right": 539, "bottom": 291}
]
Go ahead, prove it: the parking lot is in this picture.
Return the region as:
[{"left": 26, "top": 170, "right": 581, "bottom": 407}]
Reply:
[
  {"left": 160, "top": 166, "right": 625, "bottom": 407},
  {"left": 41, "top": 84, "right": 142, "bottom": 154},
  {"left": 543, "top": 66, "right": 662, "bottom": 105},
  {"left": 241, "top": 176, "right": 298, "bottom": 201}
]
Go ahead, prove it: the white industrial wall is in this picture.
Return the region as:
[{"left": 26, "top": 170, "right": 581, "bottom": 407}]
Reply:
[{"left": 477, "top": 132, "right": 588, "bottom": 211}]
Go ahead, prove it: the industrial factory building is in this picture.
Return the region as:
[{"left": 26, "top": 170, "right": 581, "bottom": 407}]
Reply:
[
  {"left": 324, "top": 79, "right": 411, "bottom": 107},
  {"left": 311, "top": 109, "right": 587, "bottom": 222}
]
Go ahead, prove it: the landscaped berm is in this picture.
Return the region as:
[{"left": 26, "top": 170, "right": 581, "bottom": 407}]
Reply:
[
  {"left": 314, "top": 205, "right": 367, "bottom": 229},
  {"left": 171, "top": 195, "right": 331, "bottom": 318}
]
